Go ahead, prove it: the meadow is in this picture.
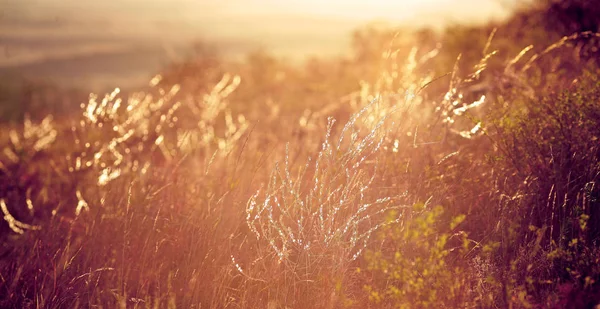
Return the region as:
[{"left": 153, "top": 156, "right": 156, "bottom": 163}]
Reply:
[{"left": 1, "top": 1, "right": 600, "bottom": 308}]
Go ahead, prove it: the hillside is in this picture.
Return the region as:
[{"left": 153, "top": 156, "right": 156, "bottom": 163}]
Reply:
[{"left": 0, "top": 0, "right": 599, "bottom": 308}]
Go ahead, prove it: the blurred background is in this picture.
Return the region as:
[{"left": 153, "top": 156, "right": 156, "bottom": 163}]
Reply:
[{"left": 2, "top": 0, "right": 515, "bottom": 91}]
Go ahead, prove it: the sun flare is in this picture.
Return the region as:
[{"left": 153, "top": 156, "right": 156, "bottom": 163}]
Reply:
[{"left": 259, "top": 0, "right": 447, "bottom": 20}]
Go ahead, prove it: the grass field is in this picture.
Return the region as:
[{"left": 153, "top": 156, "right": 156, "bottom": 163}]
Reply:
[{"left": 1, "top": 1, "right": 600, "bottom": 308}]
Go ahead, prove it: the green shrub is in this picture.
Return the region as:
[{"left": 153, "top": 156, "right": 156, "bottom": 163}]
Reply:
[{"left": 363, "top": 204, "right": 475, "bottom": 308}]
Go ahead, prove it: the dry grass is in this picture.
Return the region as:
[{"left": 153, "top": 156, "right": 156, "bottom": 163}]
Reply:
[{"left": 1, "top": 5, "right": 600, "bottom": 308}]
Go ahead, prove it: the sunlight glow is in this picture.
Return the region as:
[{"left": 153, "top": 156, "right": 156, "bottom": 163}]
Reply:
[{"left": 256, "top": 0, "right": 447, "bottom": 20}]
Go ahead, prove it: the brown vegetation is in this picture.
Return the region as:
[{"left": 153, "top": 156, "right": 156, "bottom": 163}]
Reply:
[{"left": 1, "top": 1, "right": 599, "bottom": 308}]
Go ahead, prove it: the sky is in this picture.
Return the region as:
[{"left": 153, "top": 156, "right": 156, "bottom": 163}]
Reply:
[{"left": 0, "top": 0, "right": 517, "bottom": 90}]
